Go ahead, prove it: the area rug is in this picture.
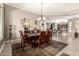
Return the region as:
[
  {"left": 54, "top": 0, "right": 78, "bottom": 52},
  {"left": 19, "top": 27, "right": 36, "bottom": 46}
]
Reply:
[
  {"left": 12, "top": 40, "right": 67, "bottom": 56},
  {"left": 60, "top": 53, "right": 69, "bottom": 56}
]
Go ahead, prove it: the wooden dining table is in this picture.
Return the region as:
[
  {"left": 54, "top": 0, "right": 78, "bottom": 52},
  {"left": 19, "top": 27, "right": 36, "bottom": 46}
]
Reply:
[
  {"left": 25, "top": 33, "right": 40, "bottom": 47},
  {"left": 29, "top": 33, "right": 40, "bottom": 41}
]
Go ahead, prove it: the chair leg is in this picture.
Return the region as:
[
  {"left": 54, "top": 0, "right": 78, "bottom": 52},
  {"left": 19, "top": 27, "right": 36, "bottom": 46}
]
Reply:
[
  {"left": 38, "top": 43, "right": 41, "bottom": 48},
  {"left": 22, "top": 43, "right": 25, "bottom": 51},
  {"left": 21, "top": 42, "right": 22, "bottom": 48}
]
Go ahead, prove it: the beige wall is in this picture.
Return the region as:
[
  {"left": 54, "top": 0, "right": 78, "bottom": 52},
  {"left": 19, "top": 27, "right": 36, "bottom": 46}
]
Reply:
[
  {"left": 0, "top": 4, "right": 1, "bottom": 40},
  {"left": 4, "top": 5, "right": 39, "bottom": 40}
]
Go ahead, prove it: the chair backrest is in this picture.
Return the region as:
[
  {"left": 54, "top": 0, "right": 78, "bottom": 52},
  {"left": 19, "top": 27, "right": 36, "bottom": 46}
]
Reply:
[
  {"left": 41, "top": 31, "right": 47, "bottom": 37},
  {"left": 19, "top": 31, "right": 24, "bottom": 41},
  {"left": 47, "top": 30, "right": 52, "bottom": 39},
  {"left": 24, "top": 30, "right": 28, "bottom": 34},
  {"left": 39, "top": 31, "right": 47, "bottom": 43},
  {"left": 24, "top": 30, "right": 30, "bottom": 40}
]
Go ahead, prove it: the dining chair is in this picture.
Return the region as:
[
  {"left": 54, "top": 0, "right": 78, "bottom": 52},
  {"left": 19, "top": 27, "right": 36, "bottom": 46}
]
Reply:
[
  {"left": 19, "top": 31, "right": 30, "bottom": 51},
  {"left": 46, "top": 30, "right": 53, "bottom": 43},
  {"left": 19, "top": 31, "right": 24, "bottom": 48},
  {"left": 31, "top": 35, "right": 39, "bottom": 48},
  {"left": 37, "top": 31, "right": 47, "bottom": 47}
]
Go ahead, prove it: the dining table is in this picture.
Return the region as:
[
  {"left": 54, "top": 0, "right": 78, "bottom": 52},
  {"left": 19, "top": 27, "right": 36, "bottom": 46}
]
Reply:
[
  {"left": 29, "top": 33, "right": 40, "bottom": 41},
  {"left": 25, "top": 33, "right": 40, "bottom": 47}
]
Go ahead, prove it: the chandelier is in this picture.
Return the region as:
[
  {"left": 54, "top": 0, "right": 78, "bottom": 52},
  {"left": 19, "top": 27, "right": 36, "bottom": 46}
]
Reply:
[
  {"left": 37, "top": 3, "right": 46, "bottom": 21},
  {"left": 41, "top": 3, "right": 43, "bottom": 20}
]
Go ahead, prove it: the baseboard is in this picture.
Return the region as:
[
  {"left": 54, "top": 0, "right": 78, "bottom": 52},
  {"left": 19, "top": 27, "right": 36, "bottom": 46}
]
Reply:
[
  {"left": 0, "top": 41, "right": 6, "bottom": 54},
  {"left": 6, "top": 38, "right": 21, "bottom": 43}
]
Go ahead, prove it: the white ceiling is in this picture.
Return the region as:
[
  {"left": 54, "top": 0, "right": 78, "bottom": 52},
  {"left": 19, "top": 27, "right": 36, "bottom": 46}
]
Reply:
[{"left": 5, "top": 3, "right": 79, "bottom": 15}]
